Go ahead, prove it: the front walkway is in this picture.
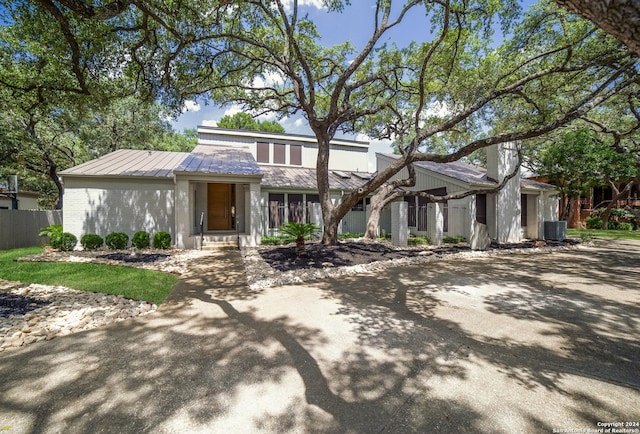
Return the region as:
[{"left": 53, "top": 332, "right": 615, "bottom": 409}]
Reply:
[{"left": 0, "top": 242, "right": 639, "bottom": 433}]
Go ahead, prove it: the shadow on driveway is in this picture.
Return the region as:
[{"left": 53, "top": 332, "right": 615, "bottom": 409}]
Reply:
[{"left": 0, "top": 240, "right": 638, "bottom": 433}]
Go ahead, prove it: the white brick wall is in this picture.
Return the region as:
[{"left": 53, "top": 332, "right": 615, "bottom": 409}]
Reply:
[{"left": 62, "top": 177, "right": 175, "bottom": 246}]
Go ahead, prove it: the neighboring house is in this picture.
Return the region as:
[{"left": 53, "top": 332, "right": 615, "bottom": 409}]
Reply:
[
  {"left": 0, "top": 191, "right": 40, "bottom": 210},
  {"left": 377, "top": 143, "right": 559, "bottom": 242},
  {"left": 60, "top": 127, "right": 370, "bottom": 248},
  {"left": 60, "top": 128, "right": 559, "bottom": 249}
]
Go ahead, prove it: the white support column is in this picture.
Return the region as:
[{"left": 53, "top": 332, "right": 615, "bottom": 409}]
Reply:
[
  {"left": 311, "top": 203, "right": 323, "bottom": 232},
  {"left": 488, "top": 142, "right": 522, "bottom": 243},
  {"left": 174, "top": 178, "right": 190, "bottom": 249},
  {"left": 427, "top": 202, "right": 444, "bottom": 246},
  {"left": 391, "top": 201, "right": 408, "bottom": 247},
  {"left": 247, "top": 182, "right": 261, "bottom": 247}
]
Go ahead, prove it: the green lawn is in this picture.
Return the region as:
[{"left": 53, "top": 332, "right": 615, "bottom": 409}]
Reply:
[
  {"left": 567, "top": 228, "right": 640, "bottom": 241},
  {"left": 0, "top": 247, "right": 178, "bottom": 305}
]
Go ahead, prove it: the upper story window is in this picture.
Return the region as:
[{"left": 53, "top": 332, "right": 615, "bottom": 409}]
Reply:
[
  {"left": 255, "top": 142, "right": 303, "bottom": 166},
  {"left": 274, "top": 143, "right": 286, "bottom": 164},
  {"left": 257, "top": 142, "right": 269, "bottom": 163},
  {"left": 290, "top": 145, "right": 302, "bottom": 165}
]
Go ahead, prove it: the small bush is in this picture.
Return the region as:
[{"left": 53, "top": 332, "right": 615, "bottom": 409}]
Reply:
[
  {"left": 105, "top": 232, "right": 129, "bottom": 250},
  {"left": 80, "top": 234, "right": 104, "bottom": 250},
  {"left": 338, "top": 232, "right": 365, "bottom": 239},
  {"left": 153, "top": 231, "right": 172, "bottom": 249},
  {"left": 443, "top": 235, "right": 466, "bottom": 244},
  {"left": 585, "top": 217, "right": 603, "bottom": 229},
  {"left": 131, "top": 231, "right": 150, "bottom": 249},
  {"left": 39, "top": 224, "right": 63, "bottom": 248},
  {"left": 261, "top": 235, "right": 294, "bottom": 245},
  {"left": 408, "top": 235, "right": 431, "bottom": 246},
  {"left": 59, "top": 233, "right": 78, "bottom": 251},
  {"left": 609, "top": 221, "right": 633, "bottom": 231}
]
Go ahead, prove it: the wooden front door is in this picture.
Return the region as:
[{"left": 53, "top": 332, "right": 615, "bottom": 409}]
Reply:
[{"left": 207, "top": 183, "right": 233, "bottom": 230}]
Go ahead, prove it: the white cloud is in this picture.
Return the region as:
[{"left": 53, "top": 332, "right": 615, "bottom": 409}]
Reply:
[
  {"left": 252, "top": 70, "right": 285, "bottom": 88},
  {"left": 181, "top": 100, "right": 201, "bottom": 113},
  {"left": 201, "top": 119, "right": 218, "bottom": 127},
  {"left": 223, "top": 105, "right": 243, "bottom": 117},
  {"left": 280, "top": 0, "right": 326, "bottom": 12}
]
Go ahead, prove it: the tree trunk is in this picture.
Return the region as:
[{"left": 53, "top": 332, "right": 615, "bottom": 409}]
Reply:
[
  {"left": 365, "top": 184, "right": 394, "bottom": 239},
  {"left": 602, "top": 180, "right": 635, "bottom": 229},
  {"left": 554, "top": 0, "right": 640, "bottom": 56}
]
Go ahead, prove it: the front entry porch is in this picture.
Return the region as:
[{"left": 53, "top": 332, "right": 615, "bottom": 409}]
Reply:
[{"left": 174, "top": 177, "right": 262, "bottom": 249}]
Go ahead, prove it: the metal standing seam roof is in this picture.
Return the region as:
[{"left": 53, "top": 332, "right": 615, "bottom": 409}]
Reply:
[
  {"left": 260, "top": 166, "right": 369, "bottom": 191},
  {"left": 379, "top": 153, "right": 556, "bottom": 191},
  {"left": 174, "top": 147, "right": 262, "bottom": 176},
  {"left": 59, "top": 150, "right": 190, "bottom": 178}
]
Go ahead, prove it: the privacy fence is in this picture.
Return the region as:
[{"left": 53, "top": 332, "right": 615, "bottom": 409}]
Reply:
[{"left": 0, "top": 209, "right": 62, "bottom": 250}]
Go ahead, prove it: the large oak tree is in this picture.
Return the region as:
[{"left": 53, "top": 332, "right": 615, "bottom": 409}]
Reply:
[{"left": 2, "top": 0, "right": 639, "bottom": 238}]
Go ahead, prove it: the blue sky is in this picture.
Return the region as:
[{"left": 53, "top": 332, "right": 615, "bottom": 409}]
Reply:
[{"left": 172, "top": 1, "right": 536, "bottom": 169}]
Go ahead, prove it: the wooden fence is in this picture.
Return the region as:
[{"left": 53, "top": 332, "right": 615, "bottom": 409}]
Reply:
[{"left": 0, "top": 209, "right": 62, "bottom": 250}]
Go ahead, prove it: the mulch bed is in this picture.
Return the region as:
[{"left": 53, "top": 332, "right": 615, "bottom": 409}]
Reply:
[
  {"left": 96, "top": 253, "right": 170, "bottom": 263},
  {"left": 259, "top": 239, "right": 580, "bottom": 272},
  {"left": 0, "top": 293, "right": 51, "bottom": 317}
]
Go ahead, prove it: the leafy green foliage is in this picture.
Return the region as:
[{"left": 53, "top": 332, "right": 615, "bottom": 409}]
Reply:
[
  {"left": 131, "top": 231, "right": 151, "bottom": 249},
  {"left": 58, "top": 233, "right": 78, "bottom": 251},
  {"left": 261, "top": 235, "right": 294, "bottom": 245},
  {"left": 443, "top": 235, "right": 466, "bottom": 244},
  {"left": 80, "top": 234, "right": 104, "bottom": 250},
  {"left": 105, "top": 232, "right": 129, "bottom": 250},
  {"left": 38, "top": 224, "right": 63, "bottom": 240},
  {"left": 278, "top": 222, "right": 320, "bottom": 255},
  {"left": 585, "top": 217, "right": 603, "bottom": 229},
  {"left": 408, "top": 235, "right": 431, "bottom": 246},
  {"left": 152, "top": 231, "right": 172, "bottom": 249},
  {"left": 217, "top": 112, "right": 285, "bottom": 133},
  {"left": 38, "top": 224, "right": 65, "bottom": 248}
]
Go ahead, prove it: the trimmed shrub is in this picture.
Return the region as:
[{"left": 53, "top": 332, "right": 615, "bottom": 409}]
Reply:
[
  {"left": 59, "top": 233, "right": 78, "bottom": 251},
  {"left": 131, "top": 231, "right": 150, "bottom": 249},
  {"left": 408, "top": 235, "right": 431, "bottom": 246},
  {"left": 80, "top": 234, "right": 104, "bottom": 250},
  {"left": 153, "top": 231, "right": 172, "bottom": 249},
  {"left": 261, "top": 235, "right": 294, "bottom": 245},
  {"left": 105, "top": 232, "right": 129, "bottom": 250},
  {"left": 443, "top": 235, "right": 466, "bottom": 244},
  {"left": 585, "top": 216, "right": 603, "bottom": 229},
  {"left": 609, "top": 221, "right": 633, "bottom": 231}
]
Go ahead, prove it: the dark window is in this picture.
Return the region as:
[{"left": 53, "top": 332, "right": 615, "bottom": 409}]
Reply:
[
  {"left": 404, "top": 196, "right": 416, "bottom": 227},
  {"left": 257, "top": 142, "right": 269, "bottom": 163},
  {"left": 269, "top": 193, "right": 285, "bottom": 228},
  {"left": 305, "top": 194, "right": 320, "bottom": 223},
  {"left": 290, "top": 145, "right": 302, "bottom": 166},
  {"left": 288, "top": 194, "right": 304, "bottom": 223},
  {"left": 476, "top": 194, "right": 487, "bottom": 224},
  {"left": 352, "top": 199, "right": 365, "bottom": 212},
  {"left": 521, "top": 194, "right": 528, "bottom": 227},
  {"left": 416, "top": 188, "right": 447, "bottom": 232},
  {"left": 417, "top": 196, "right": 429, "bottom": 231},
  {"left": 274, "top": 143, "right": 286, "bottom": 164}
]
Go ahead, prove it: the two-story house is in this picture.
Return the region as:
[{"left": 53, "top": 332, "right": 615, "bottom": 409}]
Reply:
[{"left": 60, "top": 126, "right": 370, "bottom": 248}]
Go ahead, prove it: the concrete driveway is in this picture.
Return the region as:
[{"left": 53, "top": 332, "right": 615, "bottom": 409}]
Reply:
[{"left": 1, "top": 239, "right": 639, "bottom": 433}]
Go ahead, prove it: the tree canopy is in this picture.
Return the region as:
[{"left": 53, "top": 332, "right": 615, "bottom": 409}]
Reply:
[
  {"left": 217, "top": 112, "right": 285, "bottom": 133},
  {"left": 2, "top": 0, "right": 639, "bottom": 235}
]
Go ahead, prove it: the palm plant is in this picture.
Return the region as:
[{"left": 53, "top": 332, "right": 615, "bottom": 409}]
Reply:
[{"left": 278, "top": 222, "right": 320, "bottom": 256}]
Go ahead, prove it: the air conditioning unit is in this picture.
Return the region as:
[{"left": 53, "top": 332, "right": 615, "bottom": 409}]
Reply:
[{"left": 544, "top": 221, "right": 567, "bottom": 241}]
